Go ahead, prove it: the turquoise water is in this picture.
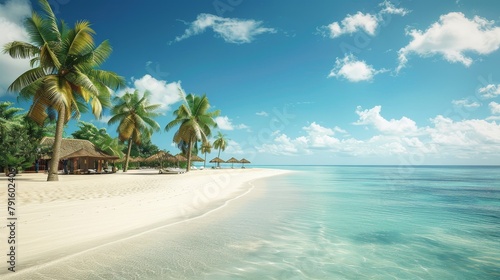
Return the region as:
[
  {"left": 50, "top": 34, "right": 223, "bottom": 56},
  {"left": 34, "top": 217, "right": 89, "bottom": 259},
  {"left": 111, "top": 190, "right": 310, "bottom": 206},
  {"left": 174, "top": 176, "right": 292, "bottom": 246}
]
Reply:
[{"left": 11, "top": 166, "right": 500, "bottom": 279}]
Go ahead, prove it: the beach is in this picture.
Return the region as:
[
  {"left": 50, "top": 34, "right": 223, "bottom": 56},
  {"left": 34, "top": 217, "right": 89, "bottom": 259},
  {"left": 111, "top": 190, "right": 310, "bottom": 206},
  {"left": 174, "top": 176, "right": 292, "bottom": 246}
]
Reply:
[
  {"left": 0, "top": 168, "right": 290, "bottom": 278},
  {"left": 1, "top": 165, "right": 499, "bottom": 279}
]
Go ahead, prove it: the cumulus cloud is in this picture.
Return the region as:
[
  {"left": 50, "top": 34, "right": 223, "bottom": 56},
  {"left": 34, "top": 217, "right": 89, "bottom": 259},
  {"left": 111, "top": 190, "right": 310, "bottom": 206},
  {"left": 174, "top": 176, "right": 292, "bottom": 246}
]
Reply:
[
  {"left": 319, "top": 1, "right": 409, "bottom": 38},
  {"left": 173, "top": 13, "right": 276, "bottom": 44},
  {"left": 257, "top": 133, "right": 310, "bottom": 156},
  {"left": 427, "top": 116, "right": 500, "bottom": 150},
  {"left": 257, "top": 106, "right": 500, "bottom": 162},
  {"left": 324, "top": 12, "right": 378, "bottom": 38},
  {"left": 379, "top": 0, "right": 410, "bottom": 16},
  {"left": 354, "top": 105, "right": 418, "bottom": 135},
  {"left": 489, "top": 101, "right": 500, "bottom": 114},
  {"left": 452, "top": 98, "right": 481, "bottom": 109},
  {"left": 256, "top": 111, "right": 269, "bottom": 117},
  {"left": 224, "top": 139, "right": 245, "bottom": 155},
  {"left": 397, "top": 12, "right": 500, "bottom": 72},
  {"left": 302, "top": 122, "right": 339, "bottom": 148},
  {"left": 0, "top": 0, "right": 31, "bottom": 96},
  {"left": 479, "top": 84, "right": 500, "bottom": 99},
  {"left": 328, "top": 54, "right": 387, "bottom": 82},
  {"left": 215, "top": 116, "right": 249, "bottom": 131},
  {"left": 118, "top": 75, "right": 182, "bottom": 111}
]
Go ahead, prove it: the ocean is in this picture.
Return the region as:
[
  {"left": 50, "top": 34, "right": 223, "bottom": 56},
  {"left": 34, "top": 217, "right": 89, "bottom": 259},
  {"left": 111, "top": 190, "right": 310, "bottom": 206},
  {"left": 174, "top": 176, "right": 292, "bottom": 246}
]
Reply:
[{"left": 12, "top": 165, "right": 500, "bottom": 279}]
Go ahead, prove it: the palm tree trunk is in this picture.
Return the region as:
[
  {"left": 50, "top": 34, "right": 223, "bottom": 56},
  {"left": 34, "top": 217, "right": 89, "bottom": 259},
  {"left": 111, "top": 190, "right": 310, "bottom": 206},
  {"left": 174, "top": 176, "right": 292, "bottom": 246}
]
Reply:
[
  {"left": 217, "top": 148, "right": 221, "bottom": 167},
  {"left": 47, "top": 109, "right": 65, "bottom": 181},
  {"left": 204, "top": 152, "right": 207, "bottom": 168},
  {"left": 123, "top": 138, "right": 132, "bottom": 172},
  {"left": 186, "top": 139, "right": 192, "bottom": 172}
]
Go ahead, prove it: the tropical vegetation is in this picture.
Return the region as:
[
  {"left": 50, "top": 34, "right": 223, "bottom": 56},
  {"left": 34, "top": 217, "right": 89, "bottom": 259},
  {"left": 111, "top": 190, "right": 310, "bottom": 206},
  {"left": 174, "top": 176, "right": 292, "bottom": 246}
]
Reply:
[
  {"left": 0, "top": 102, "right": 49, "bottom": 174},
  {"left": 213, "top": 131, "right": 229, "bottom": 167},
  {"left": 72, "top": 121, "right": 125, "bottom": 159},
  {"left": 2, "top": 0, "right": 125, "bottom": 181},
  {"left": 201, "top": 141, "right": 212, "bottom": 168},
  {"left": 108, "top": 90, "right": 161, "bottom": 172},
  {"left": 165, "top": 90, "right": 220, "bottom": 172}
]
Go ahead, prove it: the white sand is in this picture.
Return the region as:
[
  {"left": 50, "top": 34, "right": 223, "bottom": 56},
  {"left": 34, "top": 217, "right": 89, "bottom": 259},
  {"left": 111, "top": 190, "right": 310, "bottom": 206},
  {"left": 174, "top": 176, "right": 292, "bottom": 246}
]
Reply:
[{"left": 0, "top": 168, "right": 289, "bottom": 275}]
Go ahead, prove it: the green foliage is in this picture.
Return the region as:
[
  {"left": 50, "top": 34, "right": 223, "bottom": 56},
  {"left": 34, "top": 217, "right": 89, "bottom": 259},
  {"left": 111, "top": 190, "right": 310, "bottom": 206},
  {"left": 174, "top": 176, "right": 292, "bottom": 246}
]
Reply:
[
  {"left": 213, "top": 131, "right": 229, "bottom": 166},
  {"left": 108, "top": 89, "right": 161, "bottom": 171},
  {"left": 72, "top": 121, "right": 125, "bottom": 158},
  {"left": 3, "top": 0, "right": 125, "bottom": 181},
  {"left": 165, "top": 90, "right": 220, "bottom": 171},
  {"left": 0, "top": 103, "right": 46, "bottom": 172}
]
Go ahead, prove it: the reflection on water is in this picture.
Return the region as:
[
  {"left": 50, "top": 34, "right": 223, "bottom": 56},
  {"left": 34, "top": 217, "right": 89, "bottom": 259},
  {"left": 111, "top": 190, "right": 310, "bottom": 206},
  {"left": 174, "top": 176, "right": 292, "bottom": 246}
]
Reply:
[{"left": 8, "top": 166, "right": 500, "bottom": 279}]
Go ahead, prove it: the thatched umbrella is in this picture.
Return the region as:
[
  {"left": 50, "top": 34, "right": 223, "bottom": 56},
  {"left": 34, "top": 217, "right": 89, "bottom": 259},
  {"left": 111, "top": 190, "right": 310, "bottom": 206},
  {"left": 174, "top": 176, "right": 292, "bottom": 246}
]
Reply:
[
  {"left": 209, "top": 157, "right": 225, "bottom": 168},
  {"left": 190, "top": 155, "right": 204, "bottom": 162},
  {"left": 226, "top": 157, "right": 239, "bottom": 168},
  {"left": 145, "top": 151, "right": 175, "bottom": 169},
  {"left": 240, "top": 158, "right": 251, "bottom": 168}
]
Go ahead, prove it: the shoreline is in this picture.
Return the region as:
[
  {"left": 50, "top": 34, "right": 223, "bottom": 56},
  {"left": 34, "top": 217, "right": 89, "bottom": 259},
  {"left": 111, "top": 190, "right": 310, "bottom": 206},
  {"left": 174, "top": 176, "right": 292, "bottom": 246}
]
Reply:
[{"left": 0, "top": 168, "right": 292, "bottom": 277}]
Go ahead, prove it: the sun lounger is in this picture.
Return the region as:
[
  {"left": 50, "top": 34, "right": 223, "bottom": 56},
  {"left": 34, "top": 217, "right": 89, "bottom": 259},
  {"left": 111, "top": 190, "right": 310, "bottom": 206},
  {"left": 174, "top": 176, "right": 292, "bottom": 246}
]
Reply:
[{"left": 159, "top": 168, "right": 186, "bottom": 174}]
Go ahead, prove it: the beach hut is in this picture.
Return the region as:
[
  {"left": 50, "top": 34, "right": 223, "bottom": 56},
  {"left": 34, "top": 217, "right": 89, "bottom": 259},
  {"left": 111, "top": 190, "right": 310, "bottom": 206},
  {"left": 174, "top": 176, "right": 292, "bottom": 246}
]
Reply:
[
  {"left": 240, "top": 158, "right": 251, "bottom": 168},
  {"left": 209, "top": 157, "right": 225, "bottom": 168},
  {"left": 39, "top": 137, "right": 119, "bottom": 174},
  {"left": 226, "top": 157, "right": 239, "bottom": 168}
]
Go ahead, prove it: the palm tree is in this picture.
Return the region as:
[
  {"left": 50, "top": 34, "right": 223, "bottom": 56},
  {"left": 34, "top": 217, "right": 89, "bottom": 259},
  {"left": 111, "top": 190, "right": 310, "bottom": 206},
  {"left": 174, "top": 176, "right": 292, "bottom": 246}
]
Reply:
[
  {"left": 165, "top": 90, "right": 220, "bottom": 172},
  {"left": 213, "top": 131, "right": 229, "bottom": 167},
  {"left": 108, "top": 90, "right": 161, "bottom": 172},
  {"left": 3, "top": 0, "right": 124, "bottom": 181},
  {"left": 201, "top": 141, "right": 212, "bottom": 168}
]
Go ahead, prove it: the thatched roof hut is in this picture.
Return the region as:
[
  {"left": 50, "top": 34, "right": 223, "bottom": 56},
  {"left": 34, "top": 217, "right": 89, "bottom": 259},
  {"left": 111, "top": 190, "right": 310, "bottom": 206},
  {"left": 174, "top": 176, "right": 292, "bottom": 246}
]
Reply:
[
  {"left": 39, "top": 137, "right": 119, "bottom": 174},
  {"left": 40, "top": 137, "right": 119, "bottom": 160}
]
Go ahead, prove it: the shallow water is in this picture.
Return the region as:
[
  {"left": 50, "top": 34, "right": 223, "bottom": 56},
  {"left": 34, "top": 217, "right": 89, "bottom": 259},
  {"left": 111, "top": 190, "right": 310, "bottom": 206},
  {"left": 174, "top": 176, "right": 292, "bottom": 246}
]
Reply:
[{"left": 10, "top": 166, "right": 500, "bottom": 279}]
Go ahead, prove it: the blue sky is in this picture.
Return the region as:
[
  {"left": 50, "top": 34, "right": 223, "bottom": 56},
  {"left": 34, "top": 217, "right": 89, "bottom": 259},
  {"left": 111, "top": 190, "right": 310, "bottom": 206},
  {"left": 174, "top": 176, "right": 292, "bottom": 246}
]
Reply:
[{"left": 1, "top": 0, "right": 500, "bottom": 165}]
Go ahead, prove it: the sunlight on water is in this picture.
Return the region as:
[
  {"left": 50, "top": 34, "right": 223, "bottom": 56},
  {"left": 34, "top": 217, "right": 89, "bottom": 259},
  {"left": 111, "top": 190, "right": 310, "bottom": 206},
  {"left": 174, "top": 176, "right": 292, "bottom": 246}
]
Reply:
[{"left": 14, "top": 166, "right": 500, "bottom": 279}]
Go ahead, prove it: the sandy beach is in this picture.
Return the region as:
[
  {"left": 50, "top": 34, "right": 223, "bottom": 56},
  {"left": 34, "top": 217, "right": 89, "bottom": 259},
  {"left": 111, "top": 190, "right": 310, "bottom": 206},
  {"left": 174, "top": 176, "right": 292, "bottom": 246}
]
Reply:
[{"left": 0, "top": 168, "right": 290, "bottom": 277}]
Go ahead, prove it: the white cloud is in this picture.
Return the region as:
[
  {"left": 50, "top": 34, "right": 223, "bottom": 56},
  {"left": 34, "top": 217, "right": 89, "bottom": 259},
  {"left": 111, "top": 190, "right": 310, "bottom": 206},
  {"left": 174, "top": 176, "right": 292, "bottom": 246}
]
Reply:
[
  {"left": 379, "top": 0, "right": 410, "bottom": 16},
  {"left": 224, "top": 139, "right": 245, "bottom": 155},
  {"left": 328, "top": 54, "right": 387, "bottom": 82},
  {"left": 397, "top": 12, "right": 500, "bottom": 72},
  {"left": 256, "top": 108, "right": 500, "bottom": 162},
  {"left": 0, "top": 0, "right": 31, "bottom": 96},
  {"left": 215, "top": 116, "right": 234, "bottom": 130},
  {"left": 173, "top": 13, "right": 276, "bottom": 44},
  {"left": 324, "top": 12, "right": 378, "bottom": 38},
  {"left": 427, "top": 116, "right": 500, "bottom": 150},
  {"left": 479, "top": 84, "right": 500, "bottom": 99},
  {"left": 257, "top": 133, "right": 310, "bottom": 156},
  {"left": 354, "top": 105, "right": 419, "bottom": 135},
  {"left": 452, "top": 98, "right": 481, "bottom": 108},
  {"left": 256, "top": 111, "right": 269, "bottom": 117},
  {"left": 303, "top": 122, "right": 340, "bottom": 148},
  {"left": 124, "top": 75, "right": 182, "bottom": 111},
  {"left": 215, "top": 116, "right": 249, "bottom": 131},
  {"left": 319, "top": 1, "right": 408, "bottom": 39},
  {"left": 489, "top": 101, "right": 500, "bottom": 114}
]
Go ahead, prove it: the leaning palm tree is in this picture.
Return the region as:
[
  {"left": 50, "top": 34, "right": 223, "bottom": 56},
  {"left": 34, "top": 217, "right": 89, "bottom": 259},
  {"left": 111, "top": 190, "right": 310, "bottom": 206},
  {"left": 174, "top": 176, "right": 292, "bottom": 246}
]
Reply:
[
  {"left": 108, "top": 90, "right": 161, "bottom": 172},
  {"left": 213, "top": 131, "right": 229, "bottom": 167},
  {"left": 201, "top": 141, "right": 212, "bottom": 168},
  {"left": 3, "top": 0, "right": 125, "bottom": 181},
  {"left": 165, "top": 90, "right": 220, "bottom": 172}
]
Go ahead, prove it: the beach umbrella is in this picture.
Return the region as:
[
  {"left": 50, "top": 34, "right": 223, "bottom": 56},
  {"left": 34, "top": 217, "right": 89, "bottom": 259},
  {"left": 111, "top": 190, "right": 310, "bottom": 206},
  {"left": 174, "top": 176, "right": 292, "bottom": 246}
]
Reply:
[
  {"left": 190, "top": 155, "right": 204, "bottom": 162},
  {"left": 226, "top": 157, "right": 239, "bottom": 168},
  {"left": 240, "top": 158, "right": 251, "bottom": 168},
  {"left": 145, "top": 151, "right": 175, "bottom": 168},
  {"left": 209, "top": 157, "right": 225, "bottom": 167}
]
